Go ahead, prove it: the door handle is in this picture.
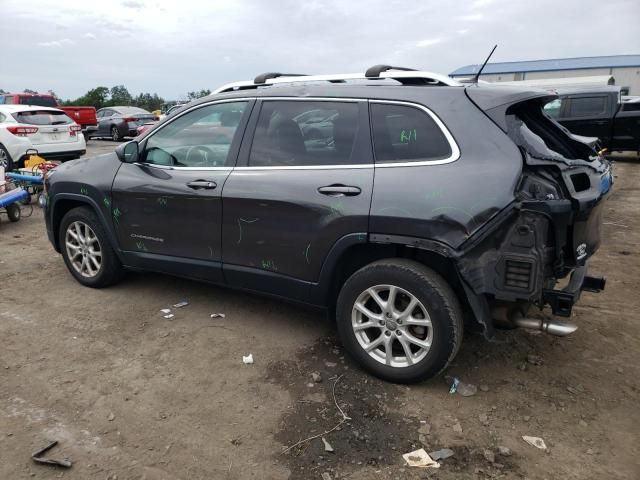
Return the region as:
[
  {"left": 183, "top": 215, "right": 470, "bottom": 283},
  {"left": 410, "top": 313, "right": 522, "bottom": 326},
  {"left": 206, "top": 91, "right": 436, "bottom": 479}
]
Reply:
[
  {"left": 186, "top": 180, "right": 217, "bottom": 190},
  {"left": 318, "top": 184, "right": 361, "bottom": 196}
]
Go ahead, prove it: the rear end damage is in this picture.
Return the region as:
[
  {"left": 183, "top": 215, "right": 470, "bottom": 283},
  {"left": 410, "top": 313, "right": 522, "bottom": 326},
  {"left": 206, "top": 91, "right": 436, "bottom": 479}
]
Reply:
[{"left": 457, "top": 91, "right": 611, "bottom": 338}]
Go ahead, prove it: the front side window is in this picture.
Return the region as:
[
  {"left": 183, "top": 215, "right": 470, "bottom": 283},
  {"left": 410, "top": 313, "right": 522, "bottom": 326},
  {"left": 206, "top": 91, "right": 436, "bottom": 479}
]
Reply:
[
  {"left": 142, "top": 101, "right": 247, "bottom": 167},
  {"left": 370, "top": 103, "right": 452, "bottom": 163},
  {"left": 568, "top": 96, "right": 607, "bottom": 117},
  {"left": 249, "top": 101, "right": 360, "bottom": 167}
]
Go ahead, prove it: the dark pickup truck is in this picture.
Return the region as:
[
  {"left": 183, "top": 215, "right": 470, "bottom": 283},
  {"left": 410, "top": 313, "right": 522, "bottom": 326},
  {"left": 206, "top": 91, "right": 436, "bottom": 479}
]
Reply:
[{"left": 543, "top": 86, "right": 640, "bottom": 153}]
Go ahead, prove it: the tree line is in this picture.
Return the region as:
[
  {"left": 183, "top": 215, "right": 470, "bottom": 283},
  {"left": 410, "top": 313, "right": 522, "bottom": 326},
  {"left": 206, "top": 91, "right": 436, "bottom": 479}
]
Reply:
[{"left": 0, "top": 86, "right": 212, "bottom": 112}]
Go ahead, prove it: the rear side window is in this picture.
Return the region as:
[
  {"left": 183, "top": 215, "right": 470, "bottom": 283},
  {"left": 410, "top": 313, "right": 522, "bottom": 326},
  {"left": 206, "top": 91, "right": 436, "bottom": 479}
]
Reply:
[
  {"left": 370, "top": 103, "right": 452, "bottom": 163},
  {"left": 12, "top": 110, "right": 73, "bottom": 125},
  {"left": 18, "top": 95, "right": 57, "bottom": 107},
  {"left": 249, "top": 101, "right": 360, "bottom": 167},
  {"left": 622, "top": 102, "right": 640, "bottom": 112},
  {"left": 567, "top": 96, "right": 607, "bottom": 117}
]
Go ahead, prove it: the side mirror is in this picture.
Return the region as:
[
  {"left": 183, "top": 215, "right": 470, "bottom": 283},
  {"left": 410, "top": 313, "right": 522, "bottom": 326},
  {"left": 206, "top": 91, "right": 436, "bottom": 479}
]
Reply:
[{"left": 116, "top": 141, "right": 139, "bottom": 163}]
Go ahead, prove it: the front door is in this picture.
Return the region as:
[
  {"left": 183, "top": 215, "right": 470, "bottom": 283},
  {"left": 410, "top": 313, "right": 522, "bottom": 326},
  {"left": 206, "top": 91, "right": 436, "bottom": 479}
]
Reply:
[
  {"left": 111, "top": 100, "right": 253, "bottom": 281},
  {"left": 221, "top": 99, "right": 374, "bottom": 299}
]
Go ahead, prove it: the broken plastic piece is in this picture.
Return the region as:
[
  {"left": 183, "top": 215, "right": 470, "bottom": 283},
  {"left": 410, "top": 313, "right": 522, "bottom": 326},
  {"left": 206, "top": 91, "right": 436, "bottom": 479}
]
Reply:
[
  {"left": 31, "top": 440, "right": 72, "bottom": 468},
  {"left": 160, "top": 308, "right": 171, "bottom": 314},
  {"left": 448, "top": 377, "right": 460, "bottom": 394},
  {"left": 522, "top": 435, "right": 547, "bottom": 450},
  {"left": 429, "top": 448, "right": 455, "bottom": 461},
  {"left": 402, "top": 448, "right": 440, "bottom": 468},
  {"left": 242, "top": 354, "right": 254, "bottom": 364},
  {"left": 173, "top": 301, "right": 189, "bottom": 308},
  {"left": 210, "top": 313, "right": 225, "bottom": 318},
  {"left": 163, "top": 314, "right": 174, "bottom": 319}
]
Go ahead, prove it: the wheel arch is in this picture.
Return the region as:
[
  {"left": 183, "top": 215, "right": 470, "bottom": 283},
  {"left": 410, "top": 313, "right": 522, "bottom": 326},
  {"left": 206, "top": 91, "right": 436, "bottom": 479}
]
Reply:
[
  {"left": 51, "top": 194, "right": 122, "bottom": 260},
  {"left": 315, "top": 234, "right": 485, "bottom": 334}
]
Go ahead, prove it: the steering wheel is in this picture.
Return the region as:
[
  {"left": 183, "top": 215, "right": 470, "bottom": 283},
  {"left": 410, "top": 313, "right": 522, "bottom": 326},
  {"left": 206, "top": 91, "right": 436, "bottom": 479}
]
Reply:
[
  {"left": 145, "top": 146, "right": 179, "bottom": 166},
  {"left": 185, "top": 145, "right": 217, "bottom": 167}
]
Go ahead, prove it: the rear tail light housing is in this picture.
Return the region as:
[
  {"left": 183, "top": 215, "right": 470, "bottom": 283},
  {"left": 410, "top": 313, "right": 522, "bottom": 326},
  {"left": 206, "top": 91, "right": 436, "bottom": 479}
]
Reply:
[
  {"left": 69, "top": 125, "right": 82, "bottom": 137},
  {"left": 153, "top": 116, "right": 160, "bottom": 121},
  {"left": 7, "top": 126, "right": 39, "bottom": 136},
  {"left": 123, "top": 117, "right": 136, "bottom": 123}
]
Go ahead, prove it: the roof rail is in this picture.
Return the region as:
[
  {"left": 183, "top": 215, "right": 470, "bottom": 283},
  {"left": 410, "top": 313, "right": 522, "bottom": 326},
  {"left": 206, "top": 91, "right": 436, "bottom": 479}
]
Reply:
[
  {"left": 213, "top": 69, "right": 461, "bottom": 94},
  {"left": 364, "top": 64, "right": 417, "bottom": 77},
  {"left": 253, "top": 72, "right": 308, "bottom": 84}
]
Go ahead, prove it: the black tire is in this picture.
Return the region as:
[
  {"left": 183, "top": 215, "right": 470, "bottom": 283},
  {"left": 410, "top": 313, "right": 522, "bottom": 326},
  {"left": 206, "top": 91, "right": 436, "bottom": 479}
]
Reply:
[
  {"left": 0, "top": 144, "right": 14, "bottom": 171},
  {"left": 111, "top": 125, "right": 122, "bottom": 142},
  {"left": 6, "top": 204, "right": 20, "bottom": 222},
  {"left": 59, "top": 206, "right": 124, "bottom": 288},
  {"left": 336, "top": 258, "right": 463, "bottom": 383}
]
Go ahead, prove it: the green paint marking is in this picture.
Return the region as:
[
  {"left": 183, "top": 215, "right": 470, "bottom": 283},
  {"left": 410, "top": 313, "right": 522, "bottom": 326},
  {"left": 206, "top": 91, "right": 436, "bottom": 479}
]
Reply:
[
  {"left": 157, "top": 197, "right": 168, "bottom": 206},
  {"left": 136, "top": 241, "right": 148, "bottom": 252},
  {"left": 304, "top": 244, "right": 311, "bottom": 264},
  {"left": 103, "top": 197, "right": 111, "bottom": 207},
  {"left": 400, "top": 129, "right": 417, "bottom": 143},
  {"left": 261, "top": 259, "right": 278, "bottom": 271},
  {"left": 80, "top": 187, "right": 88, "bottom": 195},
  {"left": 112, "top": 207, "right": 121, "bottom": 226}
]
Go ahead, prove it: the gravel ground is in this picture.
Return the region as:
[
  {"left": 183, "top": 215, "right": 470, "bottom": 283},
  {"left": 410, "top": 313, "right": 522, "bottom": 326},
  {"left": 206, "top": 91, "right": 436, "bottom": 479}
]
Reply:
[{"left": 0, "top": 142, "right": 638, "bottom": 479}]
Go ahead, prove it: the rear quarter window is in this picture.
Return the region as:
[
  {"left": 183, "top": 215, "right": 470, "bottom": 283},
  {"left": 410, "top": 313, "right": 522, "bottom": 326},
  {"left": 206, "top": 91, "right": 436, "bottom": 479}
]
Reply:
[{"left": 370, "top": 103, "right": 452, "bottom": 163}]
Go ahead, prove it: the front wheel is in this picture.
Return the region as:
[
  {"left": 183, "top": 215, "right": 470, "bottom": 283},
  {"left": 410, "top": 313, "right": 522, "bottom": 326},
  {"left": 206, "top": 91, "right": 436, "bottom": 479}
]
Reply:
[
  {"left": 59, "top": 206, "right": 124, "bottom": 287},
  {"left": 336, "top": 259, "right": 463, "bottom": 383}
]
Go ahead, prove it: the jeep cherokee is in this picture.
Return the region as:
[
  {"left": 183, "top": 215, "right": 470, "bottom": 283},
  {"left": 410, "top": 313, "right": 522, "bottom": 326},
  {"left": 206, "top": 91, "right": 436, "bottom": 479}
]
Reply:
[{"left": 43, "top": 66, "right": 611, "bottom": 383}]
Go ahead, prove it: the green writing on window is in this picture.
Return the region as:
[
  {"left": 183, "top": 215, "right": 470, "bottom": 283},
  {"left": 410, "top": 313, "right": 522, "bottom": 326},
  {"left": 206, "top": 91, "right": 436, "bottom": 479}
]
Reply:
[{"left": 400, "top": 129, "right": 417, "bottom": 143}]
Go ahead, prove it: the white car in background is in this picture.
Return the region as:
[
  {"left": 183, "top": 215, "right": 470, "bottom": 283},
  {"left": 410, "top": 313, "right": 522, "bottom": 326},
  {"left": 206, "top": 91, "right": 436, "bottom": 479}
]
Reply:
[{"left": 0, "top": 105, "right": 86, "bottom": 170}]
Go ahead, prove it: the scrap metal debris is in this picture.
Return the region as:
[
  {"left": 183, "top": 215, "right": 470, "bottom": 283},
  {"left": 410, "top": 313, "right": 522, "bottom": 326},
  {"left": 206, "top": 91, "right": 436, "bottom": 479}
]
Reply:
[
  {"left": 210, "top": 313, "right": 225, "bottom": 318},
  {"left": 160, "top": 309, "right": 171, "bottom": 314},
  {"left": 402, "top": 448, "right": 440, "bottom": 468},
  {"left": 163, "top": 314, "right": 174, "bottom": 319},
  {"left": 242, "top": 354, "right": 254, "bottom": 364},
  {"left": 173, "top": 301, "right": 189, "bottom": 308},
  {"left": 31, "top": 441, "right": 72, "bottom": 468},
  {"left": 522, "top": 435, "right": 547, "bottom": 450}
]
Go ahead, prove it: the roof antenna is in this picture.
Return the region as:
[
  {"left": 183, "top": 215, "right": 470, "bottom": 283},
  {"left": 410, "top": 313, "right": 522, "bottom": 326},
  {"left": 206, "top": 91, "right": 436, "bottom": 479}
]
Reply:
[{"left": 473, "top": 44, "right": 498, "bottom": 83}]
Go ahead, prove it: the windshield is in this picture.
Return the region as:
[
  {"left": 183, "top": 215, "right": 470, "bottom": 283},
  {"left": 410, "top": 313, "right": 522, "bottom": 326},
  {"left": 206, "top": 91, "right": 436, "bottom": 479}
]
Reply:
[
  {"left": 507, "top": 100, "right": 596, "bottom": 163},
  {"left": 12, "top": 110, "right": 73, "bottom": 125},
  {"left": 18, "top": 96, "right": 57, "bottom": 107}
]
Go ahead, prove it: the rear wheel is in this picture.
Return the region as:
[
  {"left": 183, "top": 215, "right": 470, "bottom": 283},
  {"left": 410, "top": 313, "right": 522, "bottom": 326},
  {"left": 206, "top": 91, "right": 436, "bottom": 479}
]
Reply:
[
  {"left": 59, "top": 206, "right": 124, "bottom": 287},
  {"left": 0, "top": 144, "right": 14, "bottom": 171},
  {"left": 336, "top": 259, "right": 463, "bottom": 383},
  {"left": 111, "top": 126, "right": 122, "bottom": 142},
  {"left": 6, "top": 204, "right": 20, "bottom": 222}
]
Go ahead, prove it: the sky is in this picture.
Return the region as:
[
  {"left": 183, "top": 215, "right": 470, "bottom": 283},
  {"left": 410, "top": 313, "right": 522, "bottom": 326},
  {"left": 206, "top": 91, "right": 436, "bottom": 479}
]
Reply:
[{"left": 1, "top": 0, "right": 639, "bottom": 101}]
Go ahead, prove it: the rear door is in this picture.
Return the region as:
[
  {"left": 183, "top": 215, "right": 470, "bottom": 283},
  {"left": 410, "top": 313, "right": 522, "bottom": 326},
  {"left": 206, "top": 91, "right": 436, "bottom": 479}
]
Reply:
[
  {"left": 221, "top": 98, "right": 374, "bottom": 300},
  {"left": 612, "top": 102, "right": 640, "bottom": 151},
  {"left": 111, "top": 100, "right": 253, "bottom": 282},
  {"left": 96, "top": 109, "right": 114, "bottom": 136}
]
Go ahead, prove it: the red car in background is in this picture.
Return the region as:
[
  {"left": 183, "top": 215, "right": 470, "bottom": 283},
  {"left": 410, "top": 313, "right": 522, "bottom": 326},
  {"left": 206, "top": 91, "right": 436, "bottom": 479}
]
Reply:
[{"left": 0, "top": 93, "right": 97, "bottom": 135}]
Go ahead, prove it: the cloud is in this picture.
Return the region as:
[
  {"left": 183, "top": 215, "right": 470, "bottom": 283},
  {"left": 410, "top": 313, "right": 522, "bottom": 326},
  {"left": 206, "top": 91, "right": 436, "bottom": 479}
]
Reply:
[
  {"left": 458, "top": 13, "right": 484, "bottom": 21},
  {"left": 37, "top": 38, "right": 75, "bottom": 47},
  {"left": 457, "top": 29, "right": 469, "bottom": 35},
  {"left": 121, "top": 0, "right": 144, "bottom": 9},
  {"left": 83, "top": 32, "right": 96, "bottom": 39},
  {"left": 416, "top": 38, "right": 443, "bottom": 48},
  {"left": 223, "top": 56, "right": 231, "bottom": 62}
]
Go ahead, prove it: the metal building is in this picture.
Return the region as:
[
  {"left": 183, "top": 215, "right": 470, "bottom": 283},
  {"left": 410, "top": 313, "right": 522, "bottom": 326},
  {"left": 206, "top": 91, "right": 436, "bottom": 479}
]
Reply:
[{"left": 450, "top": 54, "right": 640, "bottom": 95}]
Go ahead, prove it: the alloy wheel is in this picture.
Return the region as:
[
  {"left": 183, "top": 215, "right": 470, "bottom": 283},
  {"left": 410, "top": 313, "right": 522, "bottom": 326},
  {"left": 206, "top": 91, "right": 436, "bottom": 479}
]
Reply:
[
  {"left": 65, "top": 221, "right": 102, "bottom": 278},
  {"left": 351, "top": 284, "right": 433, "bottom": 368},
  {"left": 0, "top": 149, "right": 9, "bottom": 169}
]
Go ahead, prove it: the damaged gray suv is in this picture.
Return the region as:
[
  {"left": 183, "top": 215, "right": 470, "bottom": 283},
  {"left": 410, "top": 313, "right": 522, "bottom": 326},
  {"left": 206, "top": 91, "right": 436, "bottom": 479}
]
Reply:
[{"left": 43, "top": 66, "right": 611, "bottom": 383}]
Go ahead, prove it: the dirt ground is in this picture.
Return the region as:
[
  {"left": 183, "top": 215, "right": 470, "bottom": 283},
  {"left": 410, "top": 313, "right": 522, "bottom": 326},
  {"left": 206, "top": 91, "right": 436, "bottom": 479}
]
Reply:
[{"left": 1, "top": 141, "right": 638, "bottom": 480}]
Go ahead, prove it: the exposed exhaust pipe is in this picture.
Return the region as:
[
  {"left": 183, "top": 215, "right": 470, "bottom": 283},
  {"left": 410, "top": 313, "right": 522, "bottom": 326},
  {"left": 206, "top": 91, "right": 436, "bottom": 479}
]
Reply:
[{"left": 513, "top": 316, "right": 578, "bottom": 337}]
